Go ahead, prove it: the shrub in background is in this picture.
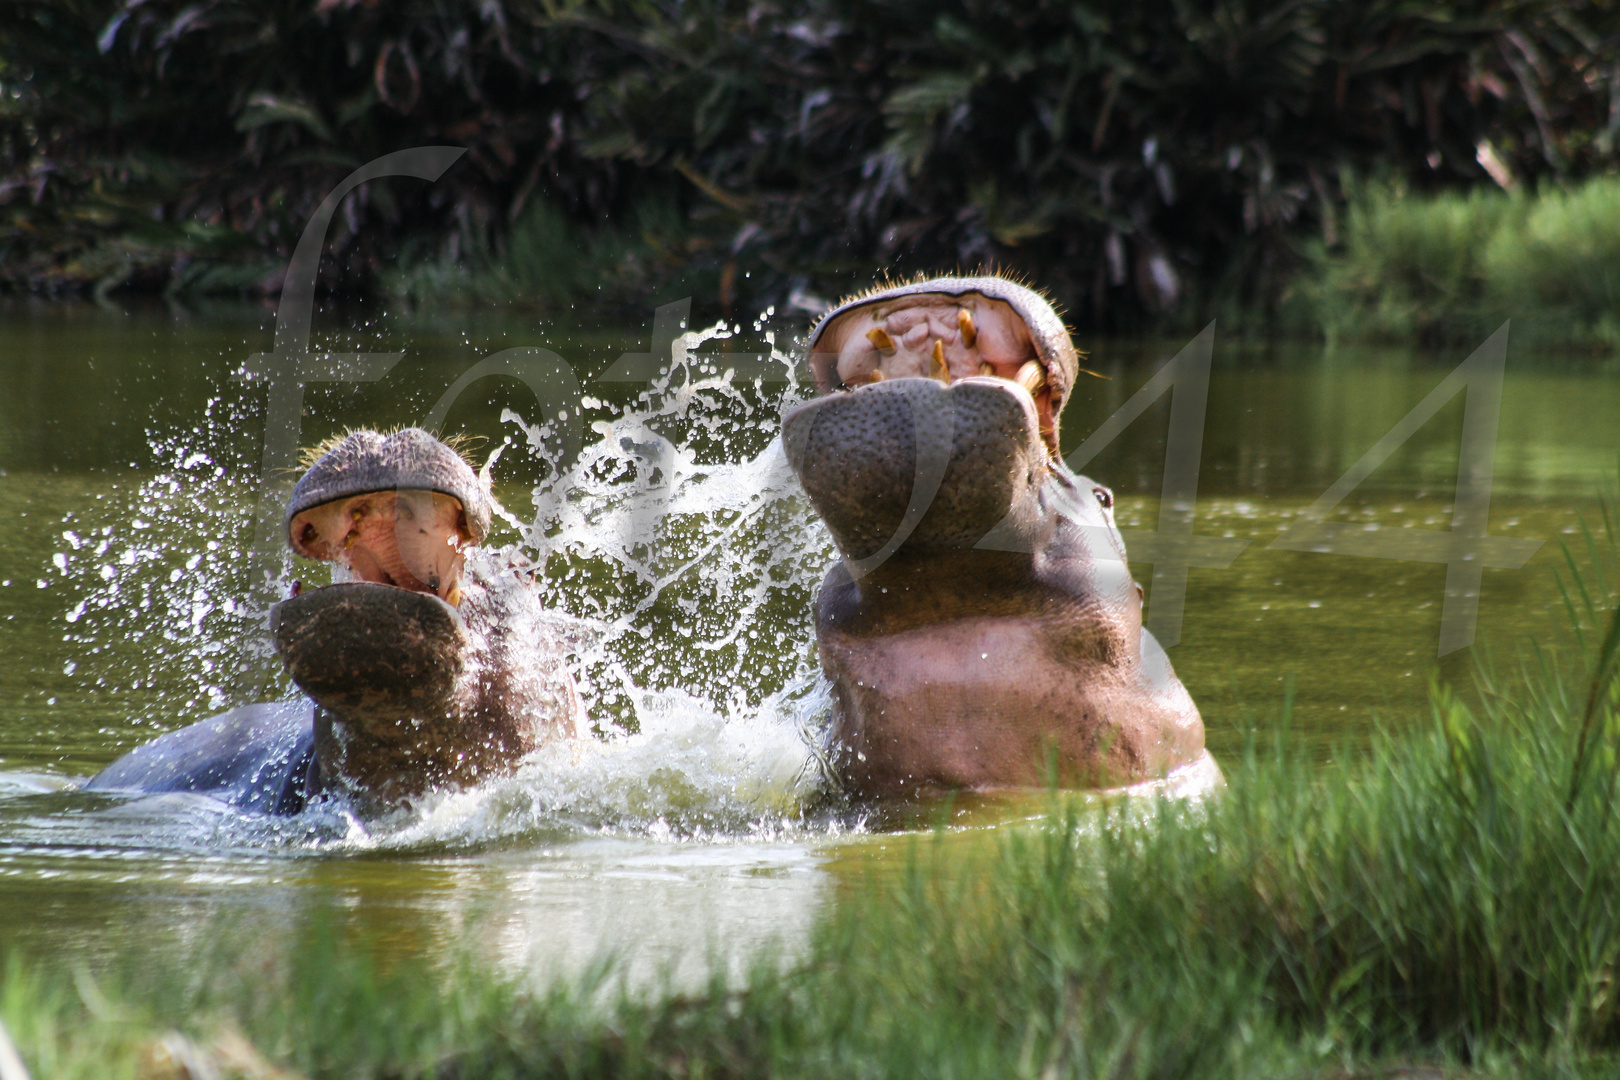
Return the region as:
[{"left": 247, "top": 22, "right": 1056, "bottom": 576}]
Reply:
[
  {"left": 1487, "top": 178, "right": 1620, "bottom": 347},
  {"left": 3, "top": 0, "right": 1618, "bottom": 329},
  {"left": 1304, "top": 174, "right": 1620, "bottom": 349}
]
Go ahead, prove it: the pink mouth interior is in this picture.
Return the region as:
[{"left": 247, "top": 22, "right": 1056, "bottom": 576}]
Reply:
[
  {"left": 288, "top": 490, "right": 472, "bottom": 603},
  {"left": 809, "top": 292, "right": 1060, "bottom": 454}
]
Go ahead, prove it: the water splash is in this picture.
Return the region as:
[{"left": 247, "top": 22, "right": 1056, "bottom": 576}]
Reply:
[
  {"left": 502, "top": 318, "right": 829, "bottom": 733},
  {"left": 53, "top": 391, "right": 288, "bottom": 736},
  {"left": 41, "top": 316, "right": 841, "bottom": 847}
]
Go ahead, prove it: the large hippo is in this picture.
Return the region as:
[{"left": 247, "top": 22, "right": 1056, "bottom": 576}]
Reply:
[
  {"left": 86, "top": 428, "right": 582, "bottom": 815},
  {"left": 783, "top": 275, "right": 1212, "bottom": 797}
]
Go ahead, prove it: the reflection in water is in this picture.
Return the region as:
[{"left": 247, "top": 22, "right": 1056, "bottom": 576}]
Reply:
[{"left": 0, "top": 792, "right": 829, "bottom": 992}]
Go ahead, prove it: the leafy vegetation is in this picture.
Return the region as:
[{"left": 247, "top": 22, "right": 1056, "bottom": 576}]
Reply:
[
  {"left": 7, "top": 514, "right": 1620, "bottom": 1078},
  {"left": 1302, "top": 174, "right": 1620, "bottom": 349},
  {"left": 3, "top": 0, "right": 1618, "bottom": 326}
]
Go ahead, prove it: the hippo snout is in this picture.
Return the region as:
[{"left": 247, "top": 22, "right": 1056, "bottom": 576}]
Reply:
[
  {"left": 271, "top": 582, "right": 468, "bottom": 725},
  {"left": 783, "top": 376, "right": 1048, "bottom": 563}
]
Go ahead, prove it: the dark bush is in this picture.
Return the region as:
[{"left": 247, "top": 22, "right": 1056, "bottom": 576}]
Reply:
[{"left": 2, "top": 0, "right": 1616, "bottom": 325}]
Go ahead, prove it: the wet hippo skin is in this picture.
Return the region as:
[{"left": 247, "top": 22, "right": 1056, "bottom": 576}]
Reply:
[
  {"left": 784, "top": 275, "right": 1212, "bottom": 797},
  {"left": 87, "top": 428, "right": 582, "bottom": 815}
]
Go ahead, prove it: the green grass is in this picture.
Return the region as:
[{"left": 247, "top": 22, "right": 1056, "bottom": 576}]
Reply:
[
  {"left": 1302, "top": 175, "right": 1620, "bottom": 352},
  {"left": 383, "top": 193, "right": 720, "bottom": 315},
  {"left": 8, "top": 531, "right": 1620, "bottom": 1078}
]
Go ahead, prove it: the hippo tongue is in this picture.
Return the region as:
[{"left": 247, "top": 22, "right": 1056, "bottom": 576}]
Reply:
[{"left": 782, "top": 376, "right": 1047, "bottom": 568}]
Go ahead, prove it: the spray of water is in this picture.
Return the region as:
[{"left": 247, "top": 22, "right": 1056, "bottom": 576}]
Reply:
[
  {"left": 45, "top": 317, "right": 845, "bottom": 848},
  {"left": 54, "top": 391, "right": 286, "bottom": 735}
]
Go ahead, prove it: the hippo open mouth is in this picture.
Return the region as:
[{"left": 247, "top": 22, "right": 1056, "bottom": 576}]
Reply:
[
  {"left": 805, "top": 275, "right": 1083, "bottom": 458},
  {"left": 784, "top": 275, "right": 1211, "bottom": 797},
  {"left": 283, "top": 427, "right": 490, "bottom": 605}
]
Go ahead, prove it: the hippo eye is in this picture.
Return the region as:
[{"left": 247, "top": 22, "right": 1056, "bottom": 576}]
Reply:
[{"left": 1092, "top": 487, "right": 1114, "bottom": 510}]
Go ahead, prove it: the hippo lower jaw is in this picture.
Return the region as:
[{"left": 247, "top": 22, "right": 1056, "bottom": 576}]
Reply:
[
  {"left": 271, "top": 582, "right": 468, "bottom": 724},
  {"left": 784, "top": 374, "right": 1206, "bottom": 797}
]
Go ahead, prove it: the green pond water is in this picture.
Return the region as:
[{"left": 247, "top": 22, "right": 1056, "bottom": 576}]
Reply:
[{"left": 0, "top": 298, "right": 1615, "bottom": 991}]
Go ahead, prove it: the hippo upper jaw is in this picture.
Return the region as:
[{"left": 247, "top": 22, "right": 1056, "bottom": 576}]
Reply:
[
  {"left": 290, "top": 489, "right": 472, "bottom": 605},
  {"left": 286, "top": 427, "right": 495, "bottom": 607},
  {"left": 805, "top": 281, "right": 1083, "bottom": 457},
  {"left": 783, "top": 375, "right": 1057, "bottom": 575}
]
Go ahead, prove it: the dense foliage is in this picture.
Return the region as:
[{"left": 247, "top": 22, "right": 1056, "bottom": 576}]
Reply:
[{"left": 2, "top": 0, "right": 1618, "bottom": 325}]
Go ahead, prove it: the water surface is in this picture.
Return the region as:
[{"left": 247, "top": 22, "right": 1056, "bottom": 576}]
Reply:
[{"left": 0, "top": 298, "right": 1613, "bottom": 990}]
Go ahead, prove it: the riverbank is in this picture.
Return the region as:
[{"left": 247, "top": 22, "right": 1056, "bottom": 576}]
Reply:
[
  {"left": 16, "top": 171, "right": 1620, "bottom": 361},
  {"left": 6, "top": 547, "right": 1620, "bottom": 1079},
  {"left": 1296, "top": 175, "right": 1620, "bottom": 353}
]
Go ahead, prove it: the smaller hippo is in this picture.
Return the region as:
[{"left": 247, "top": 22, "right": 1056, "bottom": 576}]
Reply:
[
  {"left": 784, "top": 275, "right": 1212, "bottom": 797},
  {"left": 87, "top": 429, "right": 582, "bottom": 815}
]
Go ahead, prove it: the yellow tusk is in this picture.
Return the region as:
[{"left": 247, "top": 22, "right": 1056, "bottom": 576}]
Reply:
[
  {"left": 931, "top": 340, "right": 951, "bottom": 383},
  {"left": 866, "top": 327, "right": 896, "bottom": 353},
  {"left": 978, "top": 361, "right": 995, "bottom": 377},
  {"left": 957, "top": 308, "right": 977, "bottom": 348},
  {"left": 342, "top": 531, "right": 358, "bottom": 549},
  {"left": 1014, "top": 360, "right": 1047, "bottom": 395},
  {"left": 445, "top": 583, "right": 462, "bottom": 607}
]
